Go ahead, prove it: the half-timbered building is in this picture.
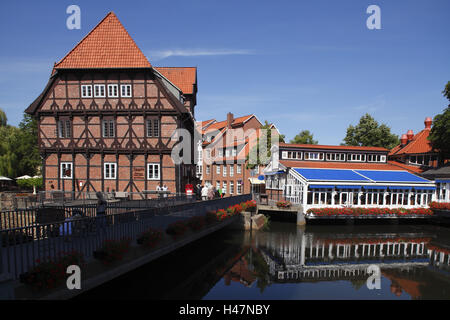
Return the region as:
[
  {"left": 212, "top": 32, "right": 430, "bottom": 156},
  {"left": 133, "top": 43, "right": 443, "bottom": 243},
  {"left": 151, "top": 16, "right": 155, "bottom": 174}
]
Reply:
[{"left": 25, "top": 12, "right": 197, "bottom": 196}]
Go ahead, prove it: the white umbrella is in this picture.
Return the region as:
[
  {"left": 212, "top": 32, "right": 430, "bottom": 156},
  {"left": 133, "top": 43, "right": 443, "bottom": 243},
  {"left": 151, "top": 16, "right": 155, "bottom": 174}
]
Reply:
[
  {"left": 32, "top": 175, "right": 42, "bottom": 179},
  {"left": 16, "top": 175, "right": 32, "bottom": 180},
  {"left": 0, "top": 176, "right": 12, "bottom": 181}
]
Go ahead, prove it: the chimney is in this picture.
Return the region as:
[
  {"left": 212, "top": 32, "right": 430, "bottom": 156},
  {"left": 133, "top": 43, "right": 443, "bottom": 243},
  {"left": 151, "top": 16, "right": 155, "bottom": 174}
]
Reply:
[
  {"left": 227, "top": 112, "right": 234, "bottom": 129},
  {"left": 400, "top": 134, "right": 408, "bottom": 146},
  {"left": 406, "top": 130, "right": 414, "bottom": 142},
  {"left": 424, "top": 117, "right": 432, "bottom": 129}
]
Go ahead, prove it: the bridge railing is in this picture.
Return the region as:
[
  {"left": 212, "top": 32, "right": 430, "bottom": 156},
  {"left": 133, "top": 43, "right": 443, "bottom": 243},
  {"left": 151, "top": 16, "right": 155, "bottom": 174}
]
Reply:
[{"left": 0, "top": 194, "right": 251, "bottom": 280}]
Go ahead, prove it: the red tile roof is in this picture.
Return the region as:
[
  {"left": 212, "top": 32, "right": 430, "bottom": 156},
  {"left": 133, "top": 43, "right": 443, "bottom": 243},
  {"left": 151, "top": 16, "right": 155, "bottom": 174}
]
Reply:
[
  {"left": 154, "top": 67, "right": 197, "bottom": 94},
  {"left": 280, "top": 160, "right": 407, "bottom": 171},
  {"left": 387, "top": 161, "right": 424, "bottom": 174},
  {"left": 55, "top": 12, "right": 151, "bottom": 69},
  {"left": 280, "top": 143, "right": 388, "bottom": 152},
  {"left": 205, "top": 114, "right": 254, "bottom": 131},
  {"left": 389, "top": 128, "right": 434, "bottom": 156}
]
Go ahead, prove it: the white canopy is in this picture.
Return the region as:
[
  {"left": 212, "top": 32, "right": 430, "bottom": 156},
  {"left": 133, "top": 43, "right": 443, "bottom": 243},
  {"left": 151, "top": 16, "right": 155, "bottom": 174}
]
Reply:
[
  {"left": 0, "top": 176, "right": 12, "bottom": 181},
  {"left": 16, "top": 175, "right": 32, "bottom": 180}
]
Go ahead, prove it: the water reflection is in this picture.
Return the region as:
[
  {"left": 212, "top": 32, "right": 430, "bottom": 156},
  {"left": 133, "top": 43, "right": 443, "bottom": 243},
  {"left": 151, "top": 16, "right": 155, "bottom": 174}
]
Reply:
[{"left": 78, "top": 223, "right": 450, "bottom": 300}]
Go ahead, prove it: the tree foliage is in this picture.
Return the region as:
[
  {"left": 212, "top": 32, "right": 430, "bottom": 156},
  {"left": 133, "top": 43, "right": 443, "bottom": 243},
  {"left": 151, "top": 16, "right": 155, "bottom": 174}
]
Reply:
[
  {"left": 290, "top": 130, "right": 318, "bottom": 145},
  {"left": 429, "top": 82, "right": 450, "bottom": 161},
  {"left": 0, "top": 111, "right": 41, "bottom": 178},
  {"left": 0, "top": 108, "right": 7, "bottom": 127},
  {"left": 342, "top": 113, "right": 399, "bottom": 149},
  {"left": 246, "top": 121, "right": 284, "bottom": 169}
]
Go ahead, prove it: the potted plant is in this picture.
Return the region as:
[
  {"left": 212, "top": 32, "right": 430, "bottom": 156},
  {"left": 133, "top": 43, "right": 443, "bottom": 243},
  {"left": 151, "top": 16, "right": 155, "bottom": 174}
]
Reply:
[
  {"left": 137, "top": 228, "right": 163, "bottom": 248},
  {"left": 165, "top": 221, "right": 188, "bottom": 239},
  {"left": 93, "top": 238, "right": 131, "bottom": 265},
  {"left": 186, "top": 216, "right": 206, "bottom": 231}
]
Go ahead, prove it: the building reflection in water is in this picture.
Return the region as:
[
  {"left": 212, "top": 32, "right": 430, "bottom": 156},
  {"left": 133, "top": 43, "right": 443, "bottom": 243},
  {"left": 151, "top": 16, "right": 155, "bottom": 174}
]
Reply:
[{"left": 221, "top": 225, "right": 450, "bottom": 299}]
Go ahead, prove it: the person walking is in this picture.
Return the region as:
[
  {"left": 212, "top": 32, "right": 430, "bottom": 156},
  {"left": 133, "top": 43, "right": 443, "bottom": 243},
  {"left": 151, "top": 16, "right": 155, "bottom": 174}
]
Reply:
[
  {"left": 162, "top": 184, "right": 168, "bottom": 198},
  {"left": 218, "top": 186, "right": 223, "bottom": 198}
]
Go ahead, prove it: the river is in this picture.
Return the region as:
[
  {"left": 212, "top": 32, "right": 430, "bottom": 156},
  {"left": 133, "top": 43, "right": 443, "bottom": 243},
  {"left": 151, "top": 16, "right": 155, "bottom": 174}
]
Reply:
[{"left": 76, "top": 220, "right": 450, "bottom": 300}]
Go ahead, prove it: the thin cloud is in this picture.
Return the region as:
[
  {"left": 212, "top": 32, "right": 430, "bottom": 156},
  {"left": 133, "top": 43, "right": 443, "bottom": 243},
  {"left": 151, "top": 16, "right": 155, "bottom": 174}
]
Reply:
[{"left": 148, "top": 49, "right": 254, "bottom": 60}]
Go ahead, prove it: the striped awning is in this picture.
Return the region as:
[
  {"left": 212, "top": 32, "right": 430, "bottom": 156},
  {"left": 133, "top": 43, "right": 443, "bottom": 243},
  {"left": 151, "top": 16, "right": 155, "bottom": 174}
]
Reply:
[
  {"left": 309, "top": 185, "right": 334, "bottom": 189},
  {"left": 414, "top": 186, "right": 436, "bottom": 190},
  {"left": 336, "top": 185, "right": 362, "bottom": 189},
  {"left": 389, "top": 186, "right": 412, "bottom": 190},
  {"left": 363, "top": 186, "right": 388, "bottom": 190}
]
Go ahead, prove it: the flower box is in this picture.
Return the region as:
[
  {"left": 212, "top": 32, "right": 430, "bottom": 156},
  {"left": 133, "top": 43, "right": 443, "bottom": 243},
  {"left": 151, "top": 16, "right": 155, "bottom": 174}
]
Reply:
[
  {"left": 93, "top": 238, "right": 131, "bottom": 265},
  {"left": 137, "top": 228, "right": 163, "bottom": 248}
]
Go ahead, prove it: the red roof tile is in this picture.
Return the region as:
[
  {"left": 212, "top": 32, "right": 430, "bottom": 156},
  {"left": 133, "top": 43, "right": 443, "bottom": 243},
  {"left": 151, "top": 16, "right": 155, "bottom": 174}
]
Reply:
[
  {"left": 280, "top": 143, "right": 388, "bottom": 152},
  {"left": 389, "top": 128, "right": 434, "bottom": 155},
  {"left": 387, "top": 161, "right": 424, "bottom": 174},
  {"left": 154, "top": 67, "right": 197, "bottom": 94},
  {"left": 279, "top": 160, "right": 406, "bottom": 171},
  {"left": 206, "top": 114, "right": 254, "bottom": 131},
  {"left": 55, "top": 12, "right": 151, "bottom": 69}
]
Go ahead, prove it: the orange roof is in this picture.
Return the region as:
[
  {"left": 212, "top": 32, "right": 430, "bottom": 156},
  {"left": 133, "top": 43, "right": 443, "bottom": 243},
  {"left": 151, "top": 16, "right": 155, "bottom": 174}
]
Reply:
[
  {"left": 280, "top": 143, "right": 388, "bottom": 152},
  {"left": 154, "top": 67, "right": 196, "bottom": 94},
  {"left": 280, "top": 160, "right": 407, "bottom": 171},
  {"left": 390, "top": 128, "right": 434, "bottom": 156},
  {"left": 387, "top": 161, "right": 424, "bottom": 174},
  {"left": 55, "top": 12, "right": 151, "bottom": 69},
  {"left": 206, "top": 114, "right": 254, "bottom": 131}
]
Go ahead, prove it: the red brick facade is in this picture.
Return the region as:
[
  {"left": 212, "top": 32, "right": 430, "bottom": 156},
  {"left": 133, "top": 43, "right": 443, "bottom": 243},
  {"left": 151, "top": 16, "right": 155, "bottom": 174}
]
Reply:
[{"left": 25, "top": 13, "right": 197, "bottom": 195}]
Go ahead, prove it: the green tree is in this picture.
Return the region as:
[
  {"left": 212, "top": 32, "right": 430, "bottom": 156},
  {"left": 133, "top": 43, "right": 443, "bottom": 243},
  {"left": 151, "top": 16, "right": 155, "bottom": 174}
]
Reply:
[
  {"left": 246, "top": 121, "right": 284, "bottom": 169},
  {"left": 16, "top": 177, "right": 43, "bottom": 194},
  {"left": 0, "top": 125, "right": 21, "bottom": 177},
  {"left": 0, "top": 108, "right": 7, "bottom": 126},
  {"left": 290, "top": 130, "right": 318, "bottom": 145},
  {"left": 429, "top": 82, "right": 450, "bottom": 161},
  {"left": 343, "top": 113, "right": 399, "bottom": 149},
  {"left": 16, "top": 114, "right": 41, "bottom": 176}
]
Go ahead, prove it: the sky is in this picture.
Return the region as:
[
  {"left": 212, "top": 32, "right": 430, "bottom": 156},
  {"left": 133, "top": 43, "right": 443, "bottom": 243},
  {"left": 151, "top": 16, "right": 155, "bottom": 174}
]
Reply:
[{"left": 0, "top": 0, "right": 449, "bottom": 145}]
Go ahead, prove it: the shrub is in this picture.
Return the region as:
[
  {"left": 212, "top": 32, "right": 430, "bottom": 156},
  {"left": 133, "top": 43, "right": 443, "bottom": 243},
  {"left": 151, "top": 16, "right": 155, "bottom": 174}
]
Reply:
[
  {"left": 429, "top": 202, "right": 450, "bottom": 210},
  {"left": 306, "top": 207, "right": 433, "bottom": 216},
  {"left": 276, "top": 200, "right": 291, "bottom": 208},
  {"left": 216, "top": 209, "right": 228, "bottom": 221},
  {"left": 137, "top": 228, "right": 163, "bottom": 248},
  {"left": 93, "top": 238, "right": 131, "bottom": 264},
  {"left": 186, "top": 216, "right": 206, "bottom": 231},
  {"left": 244, "top": 200, "right": 257, "bottom": 212},
  {"left": 205, "top": 210, "right": 218, "bottom": 224},
  {"left": 19, "top": 251, "right": 84, "bottom": 291}
]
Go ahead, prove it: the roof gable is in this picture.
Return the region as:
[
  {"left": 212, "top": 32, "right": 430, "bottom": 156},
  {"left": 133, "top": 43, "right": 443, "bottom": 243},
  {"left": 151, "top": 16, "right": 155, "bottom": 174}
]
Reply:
[
  {"left": 390, "top": 129, "right": 433, "bottom": 155},
  {"left": 55, "top": 12, "right": 151, "bottom": 69},
  {"left": 154, "top": 67, "right": 197, "bottom": 95}
]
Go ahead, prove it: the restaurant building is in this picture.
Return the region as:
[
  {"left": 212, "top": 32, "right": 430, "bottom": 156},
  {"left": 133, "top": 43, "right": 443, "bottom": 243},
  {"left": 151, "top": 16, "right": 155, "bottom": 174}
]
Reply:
[
  {"left": 25, "top": 12, "right": 198, "bottom": 196},
  {"left": 264, "top": 143, "right": 436, "bottom": 213}
]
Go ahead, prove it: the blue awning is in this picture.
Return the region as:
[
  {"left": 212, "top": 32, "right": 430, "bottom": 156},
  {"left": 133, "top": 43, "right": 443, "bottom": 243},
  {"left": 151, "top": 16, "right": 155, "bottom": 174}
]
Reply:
[
  {"left": 356, "top": 170, "right": 430, "bottom": 183},
  {"left": 414, "top": 186, "right": 436, "bottom": 190},
  {"left": 389, "top": 186, "right": 412, "bottom": 190},
  {"left": 436, "top": 180, "right": 450, "bottom": 183},
  {"left": 336, "top": 185, "right": 362, "bottom": 189},
  {"left": 309, "top": 185, "right": 334, "bottom": 189},
  {"left": 294, "top": 168, "right": 369, "bottom": 182},
  {"left": 363, "top": 186, "right": 388, "bottom": 190}
]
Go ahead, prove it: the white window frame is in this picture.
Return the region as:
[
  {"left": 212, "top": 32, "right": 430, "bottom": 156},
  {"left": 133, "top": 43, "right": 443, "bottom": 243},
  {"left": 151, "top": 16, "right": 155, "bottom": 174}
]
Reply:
[
  {"left": 102, "top": 120, "right": 115, "bottom": 138},
  {"left": 216, "top": 165, "right": 221, "bottom": 174},
  {"left": 94, "top": 84, "right": 106, "bottom": 97},
  {"left": 120, "top": 84, "right": 132, "bottom": 97},
  {"left": 232, "top": 147, "right": 237, "bottom": 156},
  {"left": 107, "top": 84, "right": 119, "bottom": 98},
  {"left": 229, "top": 165, "right": 234, "bottom": 177},
  {"left": 223, "top": 166, "right": 227, "bottom": 177},
  {"left": 237, "top": 180, "right": 242, "bottom": 194},
  {"left": 81, "top": 85, "right": 92, "bottom": 98},
  {"left": 61, "top": 162, "right": 73, "bottom": 179},
  {"left": 230, "top": 181, "right": 234, "bottom": 195},
  {"left": 349, "top": 154, "right": 366, "bottom": 162},
  {"left": 304, "top": 152, "right": 324, "bottom": 161},
  {"left": 281, "top": 151, "right": 288, "bottom": 159},
  {"left": 326, "top": 153, "right": 346, "bottom": 161},
  {"left": 147, "top": 163, "right": 160, "bottom": 180},
  {"left": 237, "top": 164, "right": 242, "bottom": 174},
  {"left": 223, "top": 181, "right": 227, "bottom": 195},
  {"left": 104, "top": 162, "right": 117, "bottom": 180},
  {"left": 206, "top": 165, "right": 210, "bottom": 175}
]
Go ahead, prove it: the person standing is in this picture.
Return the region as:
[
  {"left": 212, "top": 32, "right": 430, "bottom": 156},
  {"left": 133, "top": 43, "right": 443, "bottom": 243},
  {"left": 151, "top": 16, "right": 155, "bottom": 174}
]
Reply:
[
  {"left": 162, "top": 184, "right": 168, "bottom": 198},
  {"left": 96, "top": 192, "right": 107, "bottom": 231},
  {"left": 201, "top": 185, "right": 208, "bottom": 201},
  {"left": 218, "top": 186, "right": 223, "bottom": 198}
]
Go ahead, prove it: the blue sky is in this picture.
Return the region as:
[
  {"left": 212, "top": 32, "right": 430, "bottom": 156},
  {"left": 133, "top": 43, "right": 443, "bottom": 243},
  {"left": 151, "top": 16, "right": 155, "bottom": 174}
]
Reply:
[{"left": 0, "top": 0, "right": 448, "bottom": 144}]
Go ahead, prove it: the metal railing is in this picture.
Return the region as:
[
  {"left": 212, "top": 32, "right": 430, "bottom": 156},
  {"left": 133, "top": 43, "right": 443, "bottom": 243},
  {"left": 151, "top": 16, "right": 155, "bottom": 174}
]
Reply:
[{"left": 0, "top": 194, "right": 251, "bottom": 280}]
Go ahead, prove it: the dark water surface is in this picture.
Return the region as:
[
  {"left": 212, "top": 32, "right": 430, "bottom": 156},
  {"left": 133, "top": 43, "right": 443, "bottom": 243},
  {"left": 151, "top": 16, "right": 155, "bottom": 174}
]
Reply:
[{"left": 77, "top": 221, "right": 450, "bottom": 300}]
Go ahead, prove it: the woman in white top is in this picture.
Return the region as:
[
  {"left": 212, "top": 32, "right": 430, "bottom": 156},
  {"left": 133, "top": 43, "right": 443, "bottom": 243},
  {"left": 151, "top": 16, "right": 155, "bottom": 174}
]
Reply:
[{"left": 201, "top": 185, "right": 208, "bottom": 201}]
